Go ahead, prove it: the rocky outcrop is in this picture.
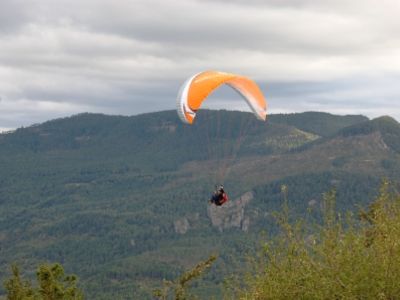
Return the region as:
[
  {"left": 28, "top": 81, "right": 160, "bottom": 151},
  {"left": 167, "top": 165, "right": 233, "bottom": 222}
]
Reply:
[
  {"left": 174, "top": 218, "right": 190, "bottom": 234},
  {"left": 207, "top": 191, "right": 253, "bottom": 232},
  {"left": 308, "top": 199, "right": 317, "bottom": 207},
  {"left": 173, "top": 213, "right": 199, "bottom": 234}
]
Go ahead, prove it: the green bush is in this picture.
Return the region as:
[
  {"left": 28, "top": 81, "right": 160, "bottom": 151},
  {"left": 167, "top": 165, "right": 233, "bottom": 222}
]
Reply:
[{"left": 235, "top": 181, "right": 400, "bottom": 299}]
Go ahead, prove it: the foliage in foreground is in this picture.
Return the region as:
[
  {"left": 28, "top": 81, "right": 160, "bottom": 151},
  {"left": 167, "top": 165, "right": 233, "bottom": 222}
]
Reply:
[
  {"left": 153, "top": 255, "right": 217, "bottom": 300},
  {"left": 4, "top": 263, "right": 83, "bottom": 300},
  {"left": 235, "top": 182, "right": 400, "bottom": 299}
]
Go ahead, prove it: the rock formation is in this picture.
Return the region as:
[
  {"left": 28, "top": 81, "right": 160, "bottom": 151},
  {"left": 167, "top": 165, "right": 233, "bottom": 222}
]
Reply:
[{"left": 207, "top": 191, "right": 253, "bottom": 232}]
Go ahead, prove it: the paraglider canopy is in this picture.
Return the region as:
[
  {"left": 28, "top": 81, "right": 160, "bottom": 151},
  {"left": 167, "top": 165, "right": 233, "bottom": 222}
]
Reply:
[
  {"left": 175, "top": 70, "right": 268, "bottom": 196},
  {"left": 176, "top": 70, "right": 267, "bottom": 124}
]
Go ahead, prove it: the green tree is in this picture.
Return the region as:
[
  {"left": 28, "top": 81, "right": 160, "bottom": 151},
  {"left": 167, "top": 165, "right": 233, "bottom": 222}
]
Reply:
[
  {"left": 236, "top": 182, "right": 400, "bottom": 299},
  {"left": 4, "top": 263, "right": 83, "bottom": 300},
  {"left": 4, "top": 265, "right": 34, "bottom": 300},
  {"left": 36, "top": 263, "right": 83, "bottom": 300}
]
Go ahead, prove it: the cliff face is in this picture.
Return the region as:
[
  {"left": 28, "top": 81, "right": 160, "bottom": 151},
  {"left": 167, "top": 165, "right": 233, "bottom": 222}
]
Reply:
[
  {"left": 173, "top": 192, "right": 253, "bottom": 234},
  {"left": 207, "top": 191, "right": 253, "bottom": 232}
]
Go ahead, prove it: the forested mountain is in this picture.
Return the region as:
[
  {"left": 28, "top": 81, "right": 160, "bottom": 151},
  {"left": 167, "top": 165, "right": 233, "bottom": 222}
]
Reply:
[{"left": 1, "top": 110, "right": 399, "bottom": 299}]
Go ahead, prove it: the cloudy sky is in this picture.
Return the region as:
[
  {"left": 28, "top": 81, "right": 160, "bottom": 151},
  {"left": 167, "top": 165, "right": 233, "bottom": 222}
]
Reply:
[{"left": 1, "top": 0, "right": 400, "bottom": 131}]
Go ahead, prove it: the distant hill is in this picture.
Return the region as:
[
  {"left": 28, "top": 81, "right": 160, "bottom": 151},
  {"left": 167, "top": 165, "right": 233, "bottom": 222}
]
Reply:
[
  {"left": 337, "top": 115, "right": 400, "bottom": 153},
  {"left": 0, "top": 110, "right": 399, "bottom": 299},
  {"left": 268, "top": 111, "right": 368, "bottom": 137}
]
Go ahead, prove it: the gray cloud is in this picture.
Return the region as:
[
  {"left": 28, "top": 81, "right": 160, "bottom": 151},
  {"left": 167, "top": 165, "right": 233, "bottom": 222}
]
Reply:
[
  {"left": 0, "top": 0, "right": 31, "bottom": 34},
  {"left": 0, "top": 0, "right": 400, "bottom": 131}
]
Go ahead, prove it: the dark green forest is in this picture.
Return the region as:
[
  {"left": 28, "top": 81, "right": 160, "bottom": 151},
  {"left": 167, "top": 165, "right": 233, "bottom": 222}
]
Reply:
[{"left": 1, "top": 110, "right": 400, "bottom": 299}]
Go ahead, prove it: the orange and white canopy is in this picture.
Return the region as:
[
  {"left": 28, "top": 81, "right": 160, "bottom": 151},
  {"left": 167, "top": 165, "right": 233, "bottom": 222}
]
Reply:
[{"left": 176, "top": 70, "right": 267, "bottom": 124}]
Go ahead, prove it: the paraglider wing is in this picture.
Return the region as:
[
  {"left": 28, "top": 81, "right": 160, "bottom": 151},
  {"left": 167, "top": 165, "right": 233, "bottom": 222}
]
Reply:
[{"left": 176, "top": 71, "right": 267, "bottom": 124}]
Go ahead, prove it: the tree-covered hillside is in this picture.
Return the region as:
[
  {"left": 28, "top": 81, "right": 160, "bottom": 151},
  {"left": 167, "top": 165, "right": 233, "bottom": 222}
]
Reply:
[{"left": 1, "top": 110, "right": 399, "bottom": 299}]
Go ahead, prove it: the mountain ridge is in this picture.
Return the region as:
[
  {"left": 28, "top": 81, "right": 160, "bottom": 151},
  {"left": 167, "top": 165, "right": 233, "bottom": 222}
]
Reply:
[{"left": 1, "top": 110, "right": 399, "bottom": 299}]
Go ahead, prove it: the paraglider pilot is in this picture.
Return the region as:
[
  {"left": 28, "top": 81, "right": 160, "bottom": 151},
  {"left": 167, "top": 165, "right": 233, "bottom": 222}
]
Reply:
[{"left": 209, "top": 185, "right": 229, "bottom": 206}]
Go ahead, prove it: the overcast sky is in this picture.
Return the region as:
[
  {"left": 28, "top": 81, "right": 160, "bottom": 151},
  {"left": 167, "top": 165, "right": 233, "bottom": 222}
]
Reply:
[{"left": 1, "top": 0, "right": 399, "bottom": 131}]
